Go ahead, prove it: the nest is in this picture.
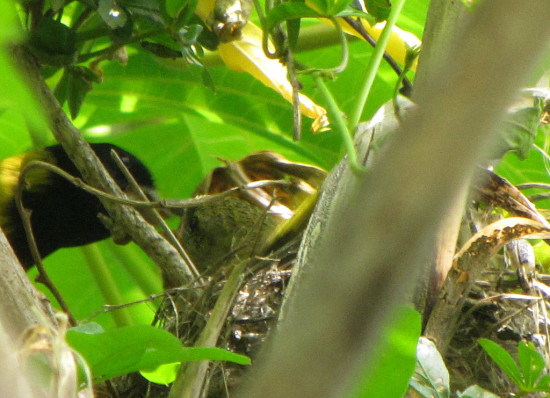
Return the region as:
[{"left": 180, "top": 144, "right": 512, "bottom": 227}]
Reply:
[{"left": 107, "top": 233, "right": 300, "bottom": 398}]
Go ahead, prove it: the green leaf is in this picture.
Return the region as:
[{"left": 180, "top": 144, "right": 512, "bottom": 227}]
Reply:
[
  {"left": 62, "top": 66, "right": 101, "bottom": 119},
  {"left": 491, "top": 104, "right": 542, "bottom": 161},
  {"left": 365, "top": 0, "right": 391, "bottom": 21},
  {"left": 409, "top": 337, "right": 450, "bottom": 398},
  {"left": 29, "top": 18, "right": 77, "bottom": 66},
  {"left": 166, "top": 0, "right": 188, "bottom": 18},
  {"left": 336, "top": 8, "right": 376, "bottom": 21},
  {"left": 348, "top": 307, "right": 421, "bottom": 398},
  {"left": 66, "top": 324, "right": 250, "bottom": 383},
  {"left": 329, "top": 0, "right": 354, "bottom": 15},
  {"left": 517, "top": 341, "right": 545, "bottom": 390},
  {"left": 534, "top": 374, "right": 550, "bottom": 391},
  {"left": 140, "top": 362, "right": 180, "bottom": 384},
  {"left": 307, "top": 0, "right": 329, "bottom": 14},
  {"left": 265, "top": 3, "right": 323, "bottom": 33},
  {"left": 478, "top": 338, "right": 523, "bottom": 387},
  {"left": 0, "top": 0, "right": 47, "bottom": 149},
  {"left": 286, "top": 17, "right": 301, "bottom": 50}
]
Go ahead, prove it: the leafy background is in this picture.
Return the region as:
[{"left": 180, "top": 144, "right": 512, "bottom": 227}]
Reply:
[
  {"left": 0, "top": 0, "right": 430, "bottom": 330},
  {"left": 4, "top": 0, "right": 548, "bottom": 334}
]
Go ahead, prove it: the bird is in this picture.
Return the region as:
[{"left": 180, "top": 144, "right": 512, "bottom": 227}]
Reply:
[{"left": 0, "top": 143, "right": 155, "bottom": 269}]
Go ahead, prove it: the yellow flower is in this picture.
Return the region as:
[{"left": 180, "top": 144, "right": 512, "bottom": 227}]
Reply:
[
  {"left": 196, "top": 0, "right": 328, "bottom": 131},
  {"left": 218, "top": 23, "right": 328, "bottom": 132}
]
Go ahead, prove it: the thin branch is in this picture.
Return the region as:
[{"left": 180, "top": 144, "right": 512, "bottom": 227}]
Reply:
[
  {"left": 15, "top": 166, "right": 77, "bottom": 325},
  {"left": 110, "top": 150, "right": 202, "bottom": 282}
]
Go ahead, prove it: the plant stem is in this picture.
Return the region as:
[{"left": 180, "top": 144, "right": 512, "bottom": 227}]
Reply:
[
  {"left": 348, "top": 0, "right": 407, "bottom": 130},
  {"left": 312, "top": 72, "right": 365, "bottom": 175},
  {"left": 106, "top": 242, "right": 162, "bottom": 296},
  {"left": 81, "top": 244, "right": 134, "bottom": 327}
]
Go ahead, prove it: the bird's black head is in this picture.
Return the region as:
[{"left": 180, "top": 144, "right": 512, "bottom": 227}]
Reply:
[{"left": 0, "top": 143, "right": 155, "bottom": 268}]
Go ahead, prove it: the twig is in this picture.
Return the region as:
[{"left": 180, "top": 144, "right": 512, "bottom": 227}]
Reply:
[
  {"left": 82, "top": 287, "right": 203, "bottom": 323},
  {"left": 110, "top": 150, "right": 202, "bottom": 281},
  {"left": 15, "top": 166, "right": 77, "bottom": 325}
]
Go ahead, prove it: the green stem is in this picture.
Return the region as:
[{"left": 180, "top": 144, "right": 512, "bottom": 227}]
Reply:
[
  {"left": 348, "top": 0, "right": 407, "bottom": 130},
  {"left": 106, "top": 241, "right": 162, "bottom": 296},
  {"left": 313, "top": 72, "right": 365, "bottom": 175},
  {"left": 81, "top": 244, "right": 134, "bottom": 327}
]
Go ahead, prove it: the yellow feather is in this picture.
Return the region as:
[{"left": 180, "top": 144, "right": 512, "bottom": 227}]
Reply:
[{"left": 0, "top": 151, "right": 53, "bottom": 231}]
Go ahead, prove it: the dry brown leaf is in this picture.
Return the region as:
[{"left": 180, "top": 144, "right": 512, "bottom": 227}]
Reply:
[{"left": 455, "top": 217, "right": 550, "bottom": 265}]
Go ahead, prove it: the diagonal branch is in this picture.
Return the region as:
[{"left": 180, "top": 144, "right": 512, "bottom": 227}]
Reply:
[{"left": 235, "top": 1, "right": 550, "bottom": 397}]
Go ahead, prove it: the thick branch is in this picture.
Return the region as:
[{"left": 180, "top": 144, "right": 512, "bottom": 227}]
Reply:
[
  {"left": 236, "top": 1, "right": 550, "bottom": 398},
  {"left": 0, "top": 228, "right": 57, "bottom": 339}
]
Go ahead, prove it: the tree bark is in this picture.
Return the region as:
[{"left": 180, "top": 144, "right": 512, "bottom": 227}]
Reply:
[
  {"left": 236, "top": 1, "right": 550, "bottom": 398},
  {"left": 0, "top": 229, "right": 57, "bottom": 340}
]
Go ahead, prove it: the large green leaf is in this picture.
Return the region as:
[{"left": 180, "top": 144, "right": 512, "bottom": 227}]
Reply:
[{"left": 67, "top": 323, "right": 250, "bottom": 383}]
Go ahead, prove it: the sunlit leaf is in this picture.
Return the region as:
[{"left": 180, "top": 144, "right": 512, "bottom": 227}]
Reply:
[
  {"left": 349, "top": 307, "right": 420, "bottom": 398},
  {"left": 67, "top": 324, "right": 250, "bottom": 383},
  {"left": 478, "top": 338, "right": 523, "bottom": 386},
  {"left": 265, "top": 3, "right": 323, "bottom": 32},
  {"left": 409, "top": 337, "right": 450, "bottom": 398},
  {"left": 517, "top": 341, "right": 545, "bottom": 389}
]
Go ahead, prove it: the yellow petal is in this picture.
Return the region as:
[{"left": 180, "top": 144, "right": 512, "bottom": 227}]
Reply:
[
  {"left": 339, "top": 19, "right": 421, "bottom": 71},
  {"left": 218, "top": 23, "right": 328, "bottom": 131}
]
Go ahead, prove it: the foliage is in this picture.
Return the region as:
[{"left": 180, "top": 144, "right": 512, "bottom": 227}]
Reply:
[
  {"left": 66, "top": 322, "right": 249, "bottom": 384},
  {"left": 2, "top": 0, "right": 550, "bottom": 395},
  {"left": 409, "top": 337, "right": 450, "bottom": 398},
  {"left": 2, "top": 0, "right": 429, "bottom": 389},
  {"left": 2, "top": 0, "right": 429, "bottom": 332},
  {"left": 479, "top": 338, "right": 550, "bottom": 394}
]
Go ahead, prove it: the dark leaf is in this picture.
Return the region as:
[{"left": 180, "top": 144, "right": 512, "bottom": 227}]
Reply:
[
  {"left": 29, "top": 18, "right": 77, "bottom": 66},
  {"left": 66, "top": 66, "right": 101, "bottom": 119}
]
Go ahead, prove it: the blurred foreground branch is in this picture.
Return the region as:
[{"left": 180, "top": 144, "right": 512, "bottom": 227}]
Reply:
[{"left": 236, "top": 1, "right": 550, "bottom": 397}]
